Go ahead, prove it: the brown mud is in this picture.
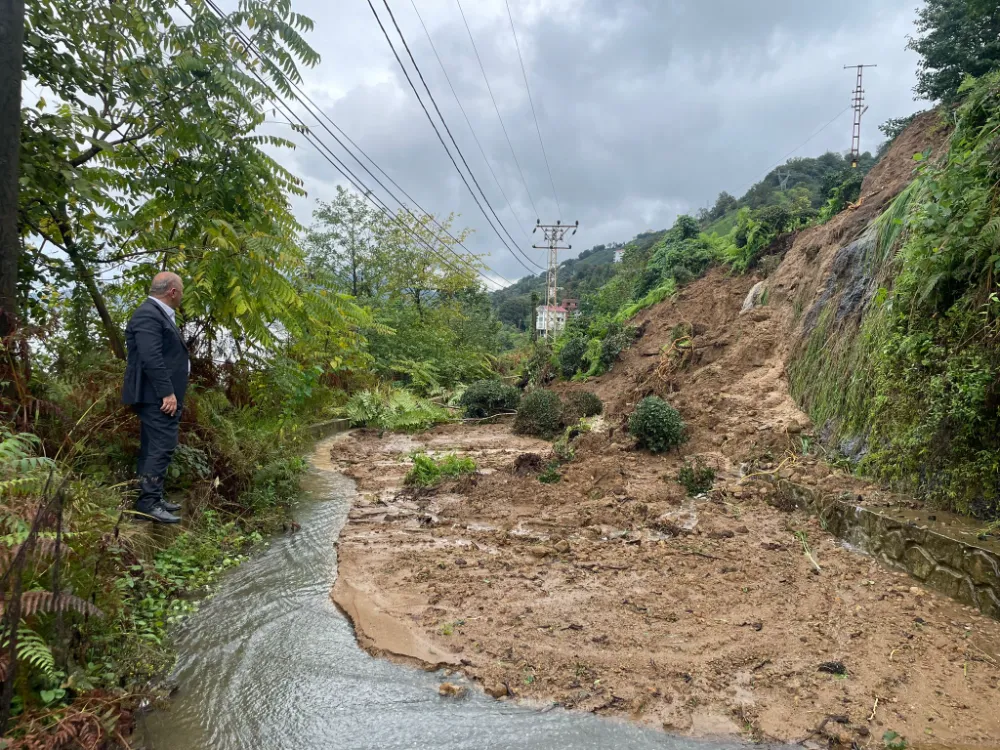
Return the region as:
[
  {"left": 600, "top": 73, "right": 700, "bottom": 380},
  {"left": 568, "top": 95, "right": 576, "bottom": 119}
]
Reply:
[{"left": 330, "top": 111, "right": 1000, "bottom": 747}]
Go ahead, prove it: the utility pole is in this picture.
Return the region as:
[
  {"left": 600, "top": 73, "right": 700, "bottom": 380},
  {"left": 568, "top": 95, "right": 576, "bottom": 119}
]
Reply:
[
  {"left": 0, "top": 0, "right": 25, "bottom": 338},
  {"left": 532, "top": 219, "right": 578, "bottom": 340},
  {"left": 845, "top": 64, "right": 876, "bottom": 168}
]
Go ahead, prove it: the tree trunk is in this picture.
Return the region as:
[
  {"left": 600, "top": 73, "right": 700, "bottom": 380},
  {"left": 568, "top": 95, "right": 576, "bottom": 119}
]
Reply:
[
  {"left": 57, "top": 208, "right": 126, "bottom": 359},
  {"left": 0, "top": 0, "right": 25, "bottom": 337}
]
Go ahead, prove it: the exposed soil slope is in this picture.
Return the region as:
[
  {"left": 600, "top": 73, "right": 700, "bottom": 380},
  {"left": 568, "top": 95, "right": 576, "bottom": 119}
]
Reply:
[{"left": 328, "top": 112, "right": 1000, "bottom": 747}]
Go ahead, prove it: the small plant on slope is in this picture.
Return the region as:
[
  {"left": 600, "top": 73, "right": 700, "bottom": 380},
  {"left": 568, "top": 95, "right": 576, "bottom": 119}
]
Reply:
[
  {"left": 677, "top": 459, "right": 716, "bottom": 496},
  {"left": 628, "top": 396, "right": 686, "bottom": 453},
  {"left": 562, "top": 391, "right": 603, "bottom": 423},
  {"left": 514, "top": 390, "right": 564, "bottom": 439},
  {"left": 405, "top": 453, "right": 477, "bottom": 487}
]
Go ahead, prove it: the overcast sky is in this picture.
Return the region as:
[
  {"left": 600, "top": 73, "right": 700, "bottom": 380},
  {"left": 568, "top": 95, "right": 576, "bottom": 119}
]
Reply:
[{"left": 255, "top": 0, "right": 926, "bottom": 285}]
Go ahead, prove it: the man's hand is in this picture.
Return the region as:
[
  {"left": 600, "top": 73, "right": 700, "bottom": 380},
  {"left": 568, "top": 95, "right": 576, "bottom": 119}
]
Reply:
[{"left": 161, "top": 394, "right": 178, "bottom": 417}]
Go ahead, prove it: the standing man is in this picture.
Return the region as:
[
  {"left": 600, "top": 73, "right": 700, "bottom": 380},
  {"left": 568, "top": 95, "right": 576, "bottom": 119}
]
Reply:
[{"left": 122, "top": 272, "right": 190, "bottom": 524}]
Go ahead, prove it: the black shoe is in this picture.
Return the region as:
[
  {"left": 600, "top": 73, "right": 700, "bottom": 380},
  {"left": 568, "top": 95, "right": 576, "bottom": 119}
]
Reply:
[
  {"left": 135, "top": 506, "right": 181, "bottom": 524},
  {"left": 160, "top": 501, "right": 182, "bottom": 513}
]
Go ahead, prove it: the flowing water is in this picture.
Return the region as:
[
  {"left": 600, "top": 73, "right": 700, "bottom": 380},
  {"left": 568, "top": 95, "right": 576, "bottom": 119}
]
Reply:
[{"left": 137, "top": 441, "right": 763, "bottom": 750}]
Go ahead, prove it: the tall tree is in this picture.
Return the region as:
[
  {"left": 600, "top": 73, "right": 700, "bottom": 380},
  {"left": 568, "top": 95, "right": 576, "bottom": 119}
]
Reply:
[
  {"left": 0, "top": 0, "right": 23, "bottom": 338},
  {"left": 907, "top": 0, "right": 1000, "bottom": 102},
  {"left": 18, "top": 0, "right": 359, "bottom": 360}
]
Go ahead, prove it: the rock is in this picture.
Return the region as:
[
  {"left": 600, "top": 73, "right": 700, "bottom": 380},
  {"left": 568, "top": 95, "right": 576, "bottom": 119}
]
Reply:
[
  {"left": 439, "top": 682, "right": 468, "bottom": 698},
  {"left": 527, "top": 545, "right": 553, "bottom": 558},
  {"left": 761, "top": 540, "right": 784, "bottom": 551},
  {"left": 735, "top": 525, "right": 749, "bottom": 534},
  {"left": 454, "top": 558, "right": 468, "bottom": 567},
  {"left": 785, "top": 421, "right": 803, "bottom": 435},
  {"left": 708, "top": 530, "right": 735, "bottom": 539},
  {"left": 485, "top": 683, "right": 508, "bottom": 699},
  {"left": 554, "top": 540, "right": 571, "bottom": 554}
]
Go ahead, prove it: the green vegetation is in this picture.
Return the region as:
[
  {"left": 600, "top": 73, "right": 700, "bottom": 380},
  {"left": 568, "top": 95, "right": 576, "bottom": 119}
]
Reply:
[
  {"left": 404, "top": 453, "right": 477, "bottom": 487},
  {"left": 458, "top": 379, "right": 520, "bottom": 419},
  {"left": 513, "top": 390, "right": 565, "bottom": 439},
  {"left": 792, "top": 73, "right": 1000, "bottom": 519},
  {"left": 628, "top": 397, "right": 686, "bottom": 453},
  {"left": 3, "top": 0, "right": 516, "bottom": 738},
  {"left": 907, "top": 0, "right": 1000, "bottom": 102},
  {"left": 562, "top": 391, "right": 603, "bottom": 422},
  {"left": 678, "top": 459, "right": 716, "bottom": 496}
]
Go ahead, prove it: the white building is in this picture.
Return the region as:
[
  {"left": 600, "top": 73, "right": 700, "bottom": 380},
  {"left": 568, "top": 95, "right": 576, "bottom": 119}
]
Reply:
[
  {"left": 536, "top": 305, "right": 568, "bottom": 335},
  {"left": 614, "top": 248, "right": 625, "bottom": 263}
]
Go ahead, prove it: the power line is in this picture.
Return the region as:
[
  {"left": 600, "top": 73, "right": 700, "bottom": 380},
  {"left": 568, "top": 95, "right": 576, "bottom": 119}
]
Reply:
[
  {"left": 454, "top": 0, "right": 540, "bottom": 222},
  {"left": 408, "top": 0, "right": 532, "bottom": 242},
  {"left": 191, "top": 1, "right": 509, "bottom": 290},
  {"left": 376, "top": 0, "right": 539, "bottom": 270},
  {"left": 734, "top": 105, "right": 853, "bottom": 198},
  {"left": 197, "top": 0, "right": 512, "bottom": 288},
  {"left": 503, "top": 0, "right": 561, "bottom": 220},
  {"left": 366, "top": 0, "right": 543, "bottom": 273}
]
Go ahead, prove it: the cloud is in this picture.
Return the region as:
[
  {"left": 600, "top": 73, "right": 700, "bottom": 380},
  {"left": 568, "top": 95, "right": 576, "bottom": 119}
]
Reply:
[{"left": 261, "top": 0, "right": 923, "bottom": 281}]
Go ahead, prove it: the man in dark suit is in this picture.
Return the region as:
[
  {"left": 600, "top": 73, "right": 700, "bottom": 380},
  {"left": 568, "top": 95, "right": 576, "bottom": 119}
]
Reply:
[{"left": 122, "top": 272, "right": 190, "bottom": 524}]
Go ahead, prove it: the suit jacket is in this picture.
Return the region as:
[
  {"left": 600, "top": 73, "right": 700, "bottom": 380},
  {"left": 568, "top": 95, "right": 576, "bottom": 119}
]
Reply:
[{"left": 122, "top": 299, "right": 190, "bottom": 406}]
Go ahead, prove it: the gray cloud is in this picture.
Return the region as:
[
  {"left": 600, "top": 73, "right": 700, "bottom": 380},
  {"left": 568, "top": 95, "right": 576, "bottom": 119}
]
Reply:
[{"left": 264, "top": 0, "right": 923, "bottom": 283}]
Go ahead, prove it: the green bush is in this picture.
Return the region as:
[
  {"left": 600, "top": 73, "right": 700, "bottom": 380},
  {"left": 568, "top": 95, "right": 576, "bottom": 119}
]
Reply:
[
  {"left": 514, "top": 389, "right": 564, "bottom": 439},
  {"left": 405, "top": 452, "right": 477, "bottom": 487},
  {"left": 558, "top": 336, "right": 588, "bottom": 378},
  {"left": 562, "top": 391, "right": 603, "bottom": 422},
  {"left": 628, "top": 396, "right": 685, "bottom": 452},
  {"left": 458, "top": 379, "right": 520, "bottom": 419},
  {"left": 677, "top": 459, "right": 716, "bottom": 496},
  {"left": 600, "top": 323, "right": 638, "bottom": 370}
]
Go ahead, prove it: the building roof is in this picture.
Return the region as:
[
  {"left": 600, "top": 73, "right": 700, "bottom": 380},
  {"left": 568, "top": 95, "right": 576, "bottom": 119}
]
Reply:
[{"left": 538, "top": 305, "right": 568, "bottom": 313}]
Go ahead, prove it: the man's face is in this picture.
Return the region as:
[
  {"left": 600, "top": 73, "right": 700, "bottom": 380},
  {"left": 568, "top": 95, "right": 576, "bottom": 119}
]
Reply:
[{"left": 164, "top": 280, "right": 184, "bottom": 310}]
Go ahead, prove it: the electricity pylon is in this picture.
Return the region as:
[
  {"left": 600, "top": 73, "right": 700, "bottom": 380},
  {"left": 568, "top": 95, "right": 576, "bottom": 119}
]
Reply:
[
  {"left": 532, "top": 219, "right": 578, "bottom": 339},
  {"left": 845, "top": 64, "right": 877, "bottom": 168}
]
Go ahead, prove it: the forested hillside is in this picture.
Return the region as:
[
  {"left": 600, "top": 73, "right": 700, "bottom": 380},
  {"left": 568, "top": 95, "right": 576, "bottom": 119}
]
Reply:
[{"left": 492, "top": 149, "right": 880, "bottom": 330}]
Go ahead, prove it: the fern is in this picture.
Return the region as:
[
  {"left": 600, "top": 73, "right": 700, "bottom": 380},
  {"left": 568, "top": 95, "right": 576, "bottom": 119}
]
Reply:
[
  {"left": 5, "top": 626, "right": 57, "bottom": 681},
  {"left": 1, "top": 591, "right": 103, "bottom": 619}
]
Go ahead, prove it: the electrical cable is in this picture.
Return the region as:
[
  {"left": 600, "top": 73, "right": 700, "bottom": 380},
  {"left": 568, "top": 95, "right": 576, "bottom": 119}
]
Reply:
[
  {"left": 454, "top": 0, "right": 540, "bottom": 222},
  {"left": 366, "top": 0, "right": 543, "bottom": 273},
  {"left": 408, "top": 0, "right": 532, "bottom": 242},
  {"left": 503, "top": 0, "right": 561, "bottom": 220}
]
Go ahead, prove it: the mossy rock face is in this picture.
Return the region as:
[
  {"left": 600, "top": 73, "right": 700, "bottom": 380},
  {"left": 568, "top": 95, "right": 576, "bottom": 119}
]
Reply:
[{"left": 514, "top": 390, "right": 564, "bottom": 439}]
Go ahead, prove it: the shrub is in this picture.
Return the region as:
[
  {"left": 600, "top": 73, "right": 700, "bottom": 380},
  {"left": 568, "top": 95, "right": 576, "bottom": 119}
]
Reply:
[
  {"left": 514, "top": 389, "right": 564, "bottom": 439},
  {"left": 628, "top": 396, "right": 685, "bottom": 452},
  {"left": 405, "top": 452, "right": 477, "bottom": 487},
  {"left": 558, "top": 336, "right": 588, "bottom": 378},
  {"left": 562, "top": 391, "right": 603, "bottom": 422},
  {"left": 600, "top": 323, "right": 638, "bottom": 370},
  {"left": 458, "top": 379, "right": 520, "bottom": 419},
  {"left": 677, "top": 459, "right": 716, "bottom": 496}
]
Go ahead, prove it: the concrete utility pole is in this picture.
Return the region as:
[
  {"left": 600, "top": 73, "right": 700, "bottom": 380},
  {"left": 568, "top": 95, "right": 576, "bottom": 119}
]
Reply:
[
  {"left": 845, "top": 64, "right": 876, "bottom": 168},
  {"left": 532, "top": 219, "right": 578, "bottom": 340}
]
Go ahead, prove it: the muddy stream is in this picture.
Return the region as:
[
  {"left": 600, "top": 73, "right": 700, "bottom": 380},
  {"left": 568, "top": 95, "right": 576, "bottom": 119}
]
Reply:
[{"left": 137, "top": 439, "right": 767, "bottom": 749}]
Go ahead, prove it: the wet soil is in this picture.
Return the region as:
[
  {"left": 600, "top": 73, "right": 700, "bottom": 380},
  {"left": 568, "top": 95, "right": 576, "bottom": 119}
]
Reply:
[{"left": 331, "top": 425, "right": 1000, "bottom": 747}]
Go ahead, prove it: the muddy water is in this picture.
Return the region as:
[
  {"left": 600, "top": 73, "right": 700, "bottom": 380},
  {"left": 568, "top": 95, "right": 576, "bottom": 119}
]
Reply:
[{"left": 137, "top": 445, "right": 760, "bottom": 750}]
